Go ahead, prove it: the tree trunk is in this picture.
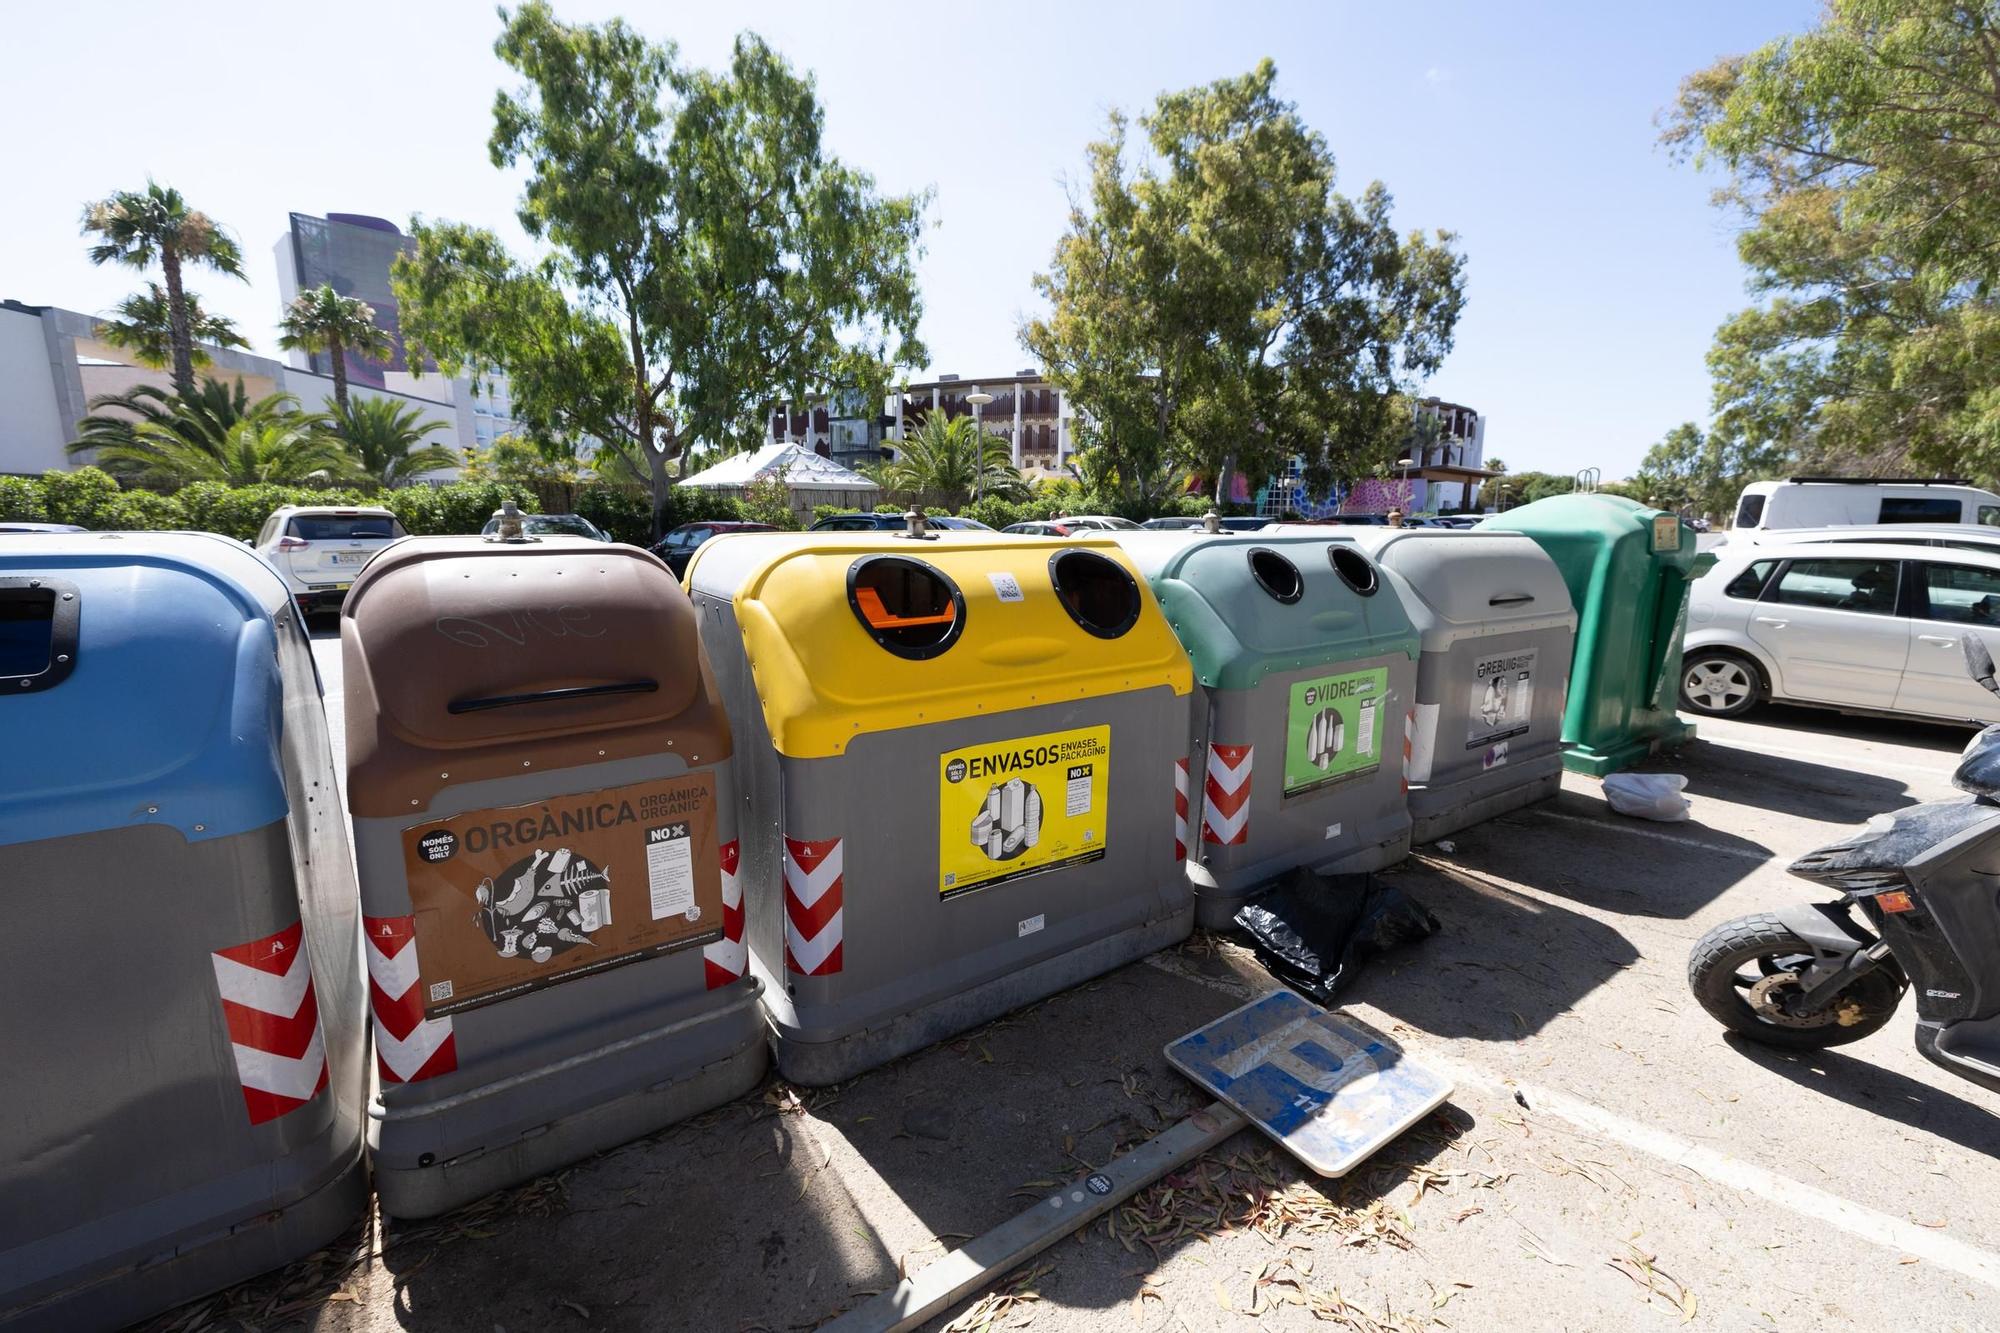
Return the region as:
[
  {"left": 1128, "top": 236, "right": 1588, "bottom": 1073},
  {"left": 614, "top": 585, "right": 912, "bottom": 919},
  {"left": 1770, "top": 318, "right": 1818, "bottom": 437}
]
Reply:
[
  {"left": 160, "top": 247, "right": 196, "bottom": 399},
  {"left": 329, "top": 340, "right": 349, "bottom": 409},
  {"left": 1214, "top": 452, "right": 1237, "bottom": 507}
]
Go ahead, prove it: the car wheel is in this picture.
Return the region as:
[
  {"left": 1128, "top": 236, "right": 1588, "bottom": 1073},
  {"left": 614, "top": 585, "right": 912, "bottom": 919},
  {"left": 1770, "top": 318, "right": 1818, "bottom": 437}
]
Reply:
[{"left": 1680, "top": 649, "right": 1761, "bottom": 717}]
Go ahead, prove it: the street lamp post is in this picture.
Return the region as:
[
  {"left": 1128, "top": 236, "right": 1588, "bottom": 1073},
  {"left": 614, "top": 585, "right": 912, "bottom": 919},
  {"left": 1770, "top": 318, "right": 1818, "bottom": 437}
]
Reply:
[
  {"left": 966, "top": 388, "right": 995, "bottom": 504},
  {"left": 1394, "top": 456, "right": 1416, "bottom": 516}
]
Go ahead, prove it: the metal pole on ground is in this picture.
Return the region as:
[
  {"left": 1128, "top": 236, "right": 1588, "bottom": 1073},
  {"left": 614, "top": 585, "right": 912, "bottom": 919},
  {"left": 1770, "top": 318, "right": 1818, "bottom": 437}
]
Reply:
[{"left": 820, "top": 1102, "right": 1247, "bottom": 1333}]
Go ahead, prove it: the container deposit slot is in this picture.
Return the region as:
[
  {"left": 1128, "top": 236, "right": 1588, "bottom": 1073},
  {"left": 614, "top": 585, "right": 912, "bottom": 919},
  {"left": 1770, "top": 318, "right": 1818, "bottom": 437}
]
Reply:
[
  {"left": 1329, "top": 546, "right": 1380, "bottom": 596},
  {"left": 1048, "top": 549, "right": 1142, "bottom": 639},
  {"left": 1247, "top": 548, "right": 1304, "bottom": 605},
  {"left": 847, "top": 555, "right": 966, "bottom": 659}
]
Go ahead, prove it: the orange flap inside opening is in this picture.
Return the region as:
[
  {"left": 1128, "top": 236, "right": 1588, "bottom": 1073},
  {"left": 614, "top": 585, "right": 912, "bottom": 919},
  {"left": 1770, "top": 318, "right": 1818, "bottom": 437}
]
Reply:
[{"left": 855, "top": 585, "right": 957, "bottom": 629}]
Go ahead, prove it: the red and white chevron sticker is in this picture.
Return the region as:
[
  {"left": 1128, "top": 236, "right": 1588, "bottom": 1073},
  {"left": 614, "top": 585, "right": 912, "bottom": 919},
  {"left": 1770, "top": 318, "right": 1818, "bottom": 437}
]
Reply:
[
  {"left": 1203, "top": 743, "right": 1253, "bottom": 846},
  {"left": 703, "top": 839, "right": 747, "bottom": 989},
  {"left": 363, "top": 915, "right": 458, "bottom": 1085},
  {"left": 1401, "top": 708, "right": 1415, "bottom": 795},
  {"left": 1173, "top": 758, "right": 1189, "bottom": 862},
  {"left": 210, "top": 921, "right": 327, "bottom": 1125},
  {"left": 783, "top": 835, "right": 844, "bottom": 977}
]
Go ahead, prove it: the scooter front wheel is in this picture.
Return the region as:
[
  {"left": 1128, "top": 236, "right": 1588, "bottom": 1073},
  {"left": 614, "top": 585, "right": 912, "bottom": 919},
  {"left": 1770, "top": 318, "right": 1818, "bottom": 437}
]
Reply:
[{"left": 1689, "top": 913, "right": 1904, "bottom": 1049}]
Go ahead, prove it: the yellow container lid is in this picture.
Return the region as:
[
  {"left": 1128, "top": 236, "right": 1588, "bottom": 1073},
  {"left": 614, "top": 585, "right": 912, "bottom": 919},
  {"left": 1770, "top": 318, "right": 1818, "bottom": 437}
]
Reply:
[{"left": 686, "top": 531, "right": 1192, "bottom": 758}]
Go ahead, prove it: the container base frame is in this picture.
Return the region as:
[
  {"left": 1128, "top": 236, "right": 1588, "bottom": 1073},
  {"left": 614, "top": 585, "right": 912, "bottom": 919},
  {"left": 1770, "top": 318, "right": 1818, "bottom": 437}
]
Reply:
[
  {"left": 769, "top": 905, "right": 1195, "bottom": 1086},
  {"left": 1561, "top": 719, "right": 1696, "bottom": 777},
  {"left": 1409, "top": 753, "right": 1563, "bottom": 844},
  {"left": 1188, "top": 823, "right": 1413, "bottom": 932},
  {"left": 371, "top": 982, "right": 770, "bottom": 1220},
  {"left": 4, "top": 1144, "right": 367, "bottom": 1333}
]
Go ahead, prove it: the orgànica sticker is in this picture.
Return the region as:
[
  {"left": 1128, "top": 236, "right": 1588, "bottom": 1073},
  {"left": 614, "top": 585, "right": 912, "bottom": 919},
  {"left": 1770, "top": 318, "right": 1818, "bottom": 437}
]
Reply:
[
  {"left": 398, "top": 775, "right": 723, "bottom": 1018},
  {"left": 938, "top": 724, "right": 1109, "bottom": 898}
]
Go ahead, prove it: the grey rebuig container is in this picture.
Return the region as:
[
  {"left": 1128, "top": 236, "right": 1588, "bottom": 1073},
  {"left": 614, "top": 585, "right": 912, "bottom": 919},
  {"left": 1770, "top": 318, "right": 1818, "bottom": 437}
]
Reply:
[
  {"left": 683, "top": 530, "right": 1197, "bottom": 1086},
  {"left": 0, "top": 534, "right": 367, "bottom": 1330},
  {"left": 344, "top": 535, "right": 767, "bottom": 1219},
  {"left": 1330, "top": 529, "right": 1576, "bottom": 841},
  {"left": 1113, "top": 532, "right": 1421, "bottom": 928}
]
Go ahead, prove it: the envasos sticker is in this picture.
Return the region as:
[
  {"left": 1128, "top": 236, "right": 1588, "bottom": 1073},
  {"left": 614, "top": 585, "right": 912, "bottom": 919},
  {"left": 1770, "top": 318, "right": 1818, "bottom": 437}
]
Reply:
[
  {"left": 939, "top": 725, "right": 1109, "bottom": 897},
  {"left": 1283, "top": 668, "right": 1388, "bottom": 796},
  {"left": 1467, "top": 648, "right": 1536, "bottom": 749}
]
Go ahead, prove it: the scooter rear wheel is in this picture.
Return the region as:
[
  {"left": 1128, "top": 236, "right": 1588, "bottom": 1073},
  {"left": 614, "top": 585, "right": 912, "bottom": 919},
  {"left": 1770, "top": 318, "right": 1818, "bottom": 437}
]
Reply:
[{"left": 1689, "top": 913, "right": 1903, "bottom": 1049}]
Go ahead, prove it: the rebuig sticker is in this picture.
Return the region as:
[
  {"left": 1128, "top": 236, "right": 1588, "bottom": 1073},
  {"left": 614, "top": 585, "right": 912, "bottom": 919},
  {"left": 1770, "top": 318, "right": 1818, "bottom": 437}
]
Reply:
[
  {"left": 938, "top": 725, "right": 1110, "bottom": 897},
  {"left": 399, "top": 775, "right": 724, "bottom": 1018},
  {"left": 1467, "top": 648, "right": 1536, "bottom": 749}
]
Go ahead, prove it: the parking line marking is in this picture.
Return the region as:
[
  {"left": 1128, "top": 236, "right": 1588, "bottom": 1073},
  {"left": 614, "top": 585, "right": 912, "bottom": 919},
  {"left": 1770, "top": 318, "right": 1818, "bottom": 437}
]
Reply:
[
  {"left": 1142, "top": 953, "right": 2000, "bottom": 1288},
  {"left": 1702, "top": 735, "right": 1950, "bottom": 783},
  {"left": 1532, "top": 809, "right": 1771, "bottom": 862},
  {"left": 1429, "top": 1058, "right": 2000, "bottom": 1293}
]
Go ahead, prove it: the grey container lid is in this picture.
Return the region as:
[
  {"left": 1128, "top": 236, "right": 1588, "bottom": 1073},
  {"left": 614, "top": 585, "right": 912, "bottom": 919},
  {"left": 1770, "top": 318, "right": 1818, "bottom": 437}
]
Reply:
[{"left": 1287, "top": 527, "right": 1576, "bottom": 654}]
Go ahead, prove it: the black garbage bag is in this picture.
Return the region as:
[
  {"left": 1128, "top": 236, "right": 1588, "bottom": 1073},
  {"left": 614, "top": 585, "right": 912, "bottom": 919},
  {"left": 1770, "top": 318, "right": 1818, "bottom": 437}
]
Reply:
[{"left": 1232, "top": 868, "right": 1440, "bottom": 1002}]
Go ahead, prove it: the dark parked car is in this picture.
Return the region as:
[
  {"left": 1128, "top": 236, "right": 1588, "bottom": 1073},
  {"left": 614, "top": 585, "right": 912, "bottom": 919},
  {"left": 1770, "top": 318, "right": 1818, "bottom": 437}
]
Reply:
[
  {"left": 0, "top": 522, "right": 87, "bottom": 534},
  {"left": 650, "top": 520, "right": 780, "bottom": 576},
  {"left": 809, "top": 512, "right": 993, "bottom": 532},
  {"left": 479, "top": 511, "right": 613, "bottom": 541},
  {"left": 1001, "top": 520, "right": 1077, "bottom": 536}
]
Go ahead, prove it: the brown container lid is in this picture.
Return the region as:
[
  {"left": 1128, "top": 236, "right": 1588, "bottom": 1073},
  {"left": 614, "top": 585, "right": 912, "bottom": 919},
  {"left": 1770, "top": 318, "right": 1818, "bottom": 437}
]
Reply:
[{"left": 342, "top": 537, "right": 731, "bottom": 817}]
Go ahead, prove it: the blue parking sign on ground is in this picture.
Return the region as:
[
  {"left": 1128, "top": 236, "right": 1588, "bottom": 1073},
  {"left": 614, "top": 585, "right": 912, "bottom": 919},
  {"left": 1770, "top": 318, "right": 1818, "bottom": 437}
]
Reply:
[{"left": 1165, "top": 990, "right": 1453, "bottom": 1176}]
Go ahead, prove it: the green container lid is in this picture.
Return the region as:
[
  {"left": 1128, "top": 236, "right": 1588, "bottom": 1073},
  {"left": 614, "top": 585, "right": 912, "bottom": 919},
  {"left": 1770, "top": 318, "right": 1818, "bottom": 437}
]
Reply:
[
  {"left": 1476, "top": 493, "right": 1698, "bottom": 774},
  {"left": 1112, "top": 533, "right": 1420, "bottom": 691}
]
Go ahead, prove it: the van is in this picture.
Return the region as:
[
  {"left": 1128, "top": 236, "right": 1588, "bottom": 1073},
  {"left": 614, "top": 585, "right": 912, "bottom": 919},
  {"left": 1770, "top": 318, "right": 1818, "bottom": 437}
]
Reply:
[{"left": 1732, "top": 477, "right": 2000, "bottom": 532}]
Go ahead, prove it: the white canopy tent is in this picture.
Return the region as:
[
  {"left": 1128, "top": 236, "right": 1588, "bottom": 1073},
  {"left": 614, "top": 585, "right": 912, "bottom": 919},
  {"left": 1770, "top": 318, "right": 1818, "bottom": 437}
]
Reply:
[{"left": 677, "top": 442, "right": 881, "bottom": 521}]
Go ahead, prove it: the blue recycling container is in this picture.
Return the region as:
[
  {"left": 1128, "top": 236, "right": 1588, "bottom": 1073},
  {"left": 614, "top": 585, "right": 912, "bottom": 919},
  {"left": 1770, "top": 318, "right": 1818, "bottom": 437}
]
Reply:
[{"left": 0, "top": 533, "right": 368, "bottom": 1330}]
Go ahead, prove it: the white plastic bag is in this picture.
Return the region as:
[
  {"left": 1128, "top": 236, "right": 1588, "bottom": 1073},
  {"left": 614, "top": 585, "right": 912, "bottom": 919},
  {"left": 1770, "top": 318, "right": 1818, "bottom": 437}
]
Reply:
[{"left": 1602, "top": 772, "right": 1690, "bottom": 822}]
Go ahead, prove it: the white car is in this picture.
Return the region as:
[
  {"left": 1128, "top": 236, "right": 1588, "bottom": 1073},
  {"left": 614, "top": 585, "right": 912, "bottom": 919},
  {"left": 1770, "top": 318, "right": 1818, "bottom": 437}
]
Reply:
[
  {"left": 1057, "top": 514, "right": 1142, "bottom": 531},
  {"left": 1680, "top": 539, "right": 2000, "bottom": 724},
  {"left": 254, "top": 504, "right": 407, "bottom": 615},
  {"left": 1725, "top": 522, "right": 2000, "bottom": 559}
]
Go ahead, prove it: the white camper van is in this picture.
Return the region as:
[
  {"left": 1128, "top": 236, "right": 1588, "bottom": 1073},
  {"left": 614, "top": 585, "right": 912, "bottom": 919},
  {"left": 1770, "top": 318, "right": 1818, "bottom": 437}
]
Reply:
[{"left": 1731, "top": 477, "right": 2000, "bottom": 533}]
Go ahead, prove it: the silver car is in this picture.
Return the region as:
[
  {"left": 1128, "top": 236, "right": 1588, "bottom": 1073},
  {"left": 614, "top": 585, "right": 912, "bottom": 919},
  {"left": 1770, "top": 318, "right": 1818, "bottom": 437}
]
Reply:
[
  {"left": 253, "top": 504, "right": 407, "bottom": 615},
  {"left": 1681, "top": 539, "right": 2000, "bottom": 724}
]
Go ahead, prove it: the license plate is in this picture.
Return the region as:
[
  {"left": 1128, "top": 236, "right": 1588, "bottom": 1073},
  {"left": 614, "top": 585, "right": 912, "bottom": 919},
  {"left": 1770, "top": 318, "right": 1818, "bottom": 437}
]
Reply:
[{"left": 328, "top": 552, "right": 365, "bottom": 566}]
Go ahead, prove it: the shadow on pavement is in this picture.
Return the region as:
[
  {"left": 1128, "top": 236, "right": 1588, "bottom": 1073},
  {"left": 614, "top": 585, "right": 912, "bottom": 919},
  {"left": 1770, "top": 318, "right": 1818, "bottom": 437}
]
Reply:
[
  {"left": 792, "top": 951, "right": 1483, "bottom": 1327},
  {"left": 1723, "top": 1034, "right": 2000, "bottom": 1156},
  {"left": 1343, "top": 854, "right": 1640, "bottom": 1041},
  {"left": 1452, "top": 790, "right": 1773, "bottom": 921},
  {"left": 1672, "top": 739, "right": 1918, "bottom": 825},
  {"left": 370, "top": 1097, "right": 900, "bottom": 1332},
  {"left": 1731, "top": 703, "right": 1971, "bottom": 754}
]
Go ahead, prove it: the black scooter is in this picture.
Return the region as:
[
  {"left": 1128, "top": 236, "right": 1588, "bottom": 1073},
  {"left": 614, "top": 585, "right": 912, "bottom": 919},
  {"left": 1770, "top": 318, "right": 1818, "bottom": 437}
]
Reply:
[{"left": 1688, "top": 636, "right": 2000, "bottom": 1096}]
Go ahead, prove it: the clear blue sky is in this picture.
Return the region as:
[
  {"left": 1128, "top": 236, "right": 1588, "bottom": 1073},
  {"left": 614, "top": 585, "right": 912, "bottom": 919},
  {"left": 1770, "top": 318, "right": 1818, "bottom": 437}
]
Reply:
[{"left": 0, "top": 0, "right": 1815, "bottom": 478}]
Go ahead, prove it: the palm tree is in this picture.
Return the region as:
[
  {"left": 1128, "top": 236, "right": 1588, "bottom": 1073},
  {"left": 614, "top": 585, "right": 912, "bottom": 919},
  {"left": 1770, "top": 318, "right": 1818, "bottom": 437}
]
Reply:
[
  {"left": 81, "top": 182, "right": 246, "bottom": 398},
  {"left": 328, "top": 396, "right": 461, "bottom": 487},
  {"left": 97, "top": 284, "right": 248, "bottom": 371},
  {"left": 70, "top": 378, "right": 254, "bottom": 461},
  {"left": 277, "top": 284, "right": 395, "bottom": 409},
  {"left": 885, "top": 413, "right": 1025, "bottom": 510},
  {"left": 73, "top": 387, "right": 359, "bottom": 488}
]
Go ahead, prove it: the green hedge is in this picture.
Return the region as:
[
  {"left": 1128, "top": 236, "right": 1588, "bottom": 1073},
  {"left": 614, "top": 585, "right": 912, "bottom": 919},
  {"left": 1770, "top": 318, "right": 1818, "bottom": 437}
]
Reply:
[{"left": 0, "top": 468, "right": 553, "bottom": 542}]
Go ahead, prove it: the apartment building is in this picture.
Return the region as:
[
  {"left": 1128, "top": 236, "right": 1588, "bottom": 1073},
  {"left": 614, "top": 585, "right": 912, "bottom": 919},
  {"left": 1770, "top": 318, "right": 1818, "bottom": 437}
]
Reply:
[{"left": 766, "top": 371, "right": 1078, "bottom": 475}]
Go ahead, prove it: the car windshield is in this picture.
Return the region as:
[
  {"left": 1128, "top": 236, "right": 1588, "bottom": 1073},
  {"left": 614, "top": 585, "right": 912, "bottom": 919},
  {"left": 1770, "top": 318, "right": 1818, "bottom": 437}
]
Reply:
[
  {"left": 288, "top": 514, "right": 403, "bottom": 541},
  {"left": 523, "top": 515, "right": 601, "bottom": 538}
]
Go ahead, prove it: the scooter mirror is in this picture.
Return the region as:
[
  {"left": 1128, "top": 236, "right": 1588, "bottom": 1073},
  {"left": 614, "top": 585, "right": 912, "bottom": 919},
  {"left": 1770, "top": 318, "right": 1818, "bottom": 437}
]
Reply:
[{"left": 1963, "top": 632, "right": 2000, "bottom": 696}]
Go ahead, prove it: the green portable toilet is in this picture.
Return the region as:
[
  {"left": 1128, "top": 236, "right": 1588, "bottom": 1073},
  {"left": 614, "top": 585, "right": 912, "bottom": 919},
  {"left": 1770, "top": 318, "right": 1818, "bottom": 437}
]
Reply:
[
  {"left": 1114, "top": 533, "right": 1420, "bottom": 928},
  {"left": 1478, "top": 494, "right": 1698, "bottom": 775}
]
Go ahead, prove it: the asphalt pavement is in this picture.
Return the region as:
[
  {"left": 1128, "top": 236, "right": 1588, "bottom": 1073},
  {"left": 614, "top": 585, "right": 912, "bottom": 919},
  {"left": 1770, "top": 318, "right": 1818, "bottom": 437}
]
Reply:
[{"left": 167, "top": 626, "right": 2000, "bottom": 1333}]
